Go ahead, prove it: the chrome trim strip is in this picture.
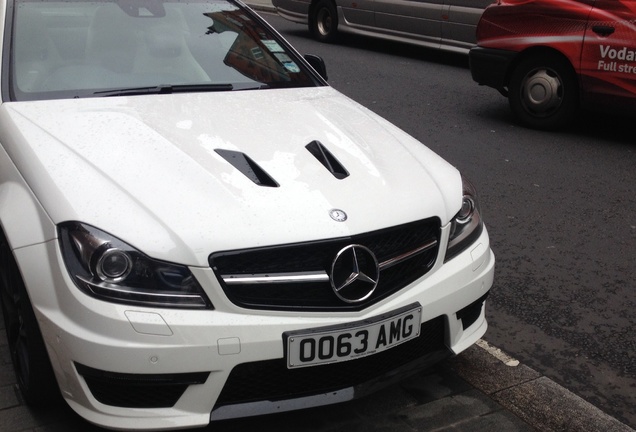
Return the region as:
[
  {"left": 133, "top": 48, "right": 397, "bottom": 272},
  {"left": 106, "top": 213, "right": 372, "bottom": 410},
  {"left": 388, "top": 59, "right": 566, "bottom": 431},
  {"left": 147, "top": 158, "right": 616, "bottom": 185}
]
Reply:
[
  {"left": 378, "top": 239, "right": 438, "bottom": 270},
  {"left": 222, "top": 271, "right": 329, "bottom": 285},
  {"left": 210, "top": 388, "right": 354, "bottom": 421}
]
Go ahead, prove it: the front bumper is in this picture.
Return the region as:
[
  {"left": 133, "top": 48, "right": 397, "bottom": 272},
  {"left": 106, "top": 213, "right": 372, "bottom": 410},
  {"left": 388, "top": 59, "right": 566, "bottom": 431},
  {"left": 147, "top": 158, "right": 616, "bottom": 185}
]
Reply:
[
  {"left": 469, "top": 46, "right": 518, "bottom": 94},
  {"left": 17, "top": 226, "right": 494, "bottom": 431}
]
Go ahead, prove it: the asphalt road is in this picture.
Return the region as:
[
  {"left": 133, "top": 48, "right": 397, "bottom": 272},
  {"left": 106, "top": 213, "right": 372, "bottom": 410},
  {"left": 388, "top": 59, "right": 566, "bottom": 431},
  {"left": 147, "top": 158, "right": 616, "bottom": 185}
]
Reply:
[{"left": 260, "top": 13, "right": 636, "bottom": 429}]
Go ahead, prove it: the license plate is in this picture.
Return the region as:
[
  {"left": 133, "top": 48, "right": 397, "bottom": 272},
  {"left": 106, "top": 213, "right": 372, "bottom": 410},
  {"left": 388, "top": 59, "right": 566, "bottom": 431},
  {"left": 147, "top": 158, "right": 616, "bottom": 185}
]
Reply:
[{"left": 285, "top": 304, "right": 422, "bottom": 369}]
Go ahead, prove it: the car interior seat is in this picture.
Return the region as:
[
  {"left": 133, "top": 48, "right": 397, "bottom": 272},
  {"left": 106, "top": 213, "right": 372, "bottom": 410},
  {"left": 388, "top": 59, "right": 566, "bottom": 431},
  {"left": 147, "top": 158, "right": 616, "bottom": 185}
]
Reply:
[
  {"left": 86, "top": 4, "right": 140, "bottom": 74},
  {"left": 133, "top": 7, "right": 210, "bottom": 84}
]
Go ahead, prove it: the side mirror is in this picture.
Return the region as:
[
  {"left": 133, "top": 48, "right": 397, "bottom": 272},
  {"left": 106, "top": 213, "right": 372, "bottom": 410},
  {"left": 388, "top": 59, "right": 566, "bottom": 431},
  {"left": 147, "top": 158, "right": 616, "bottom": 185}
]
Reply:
[{"left": 304, "top": 54, "right": 328, "bottom": 81}]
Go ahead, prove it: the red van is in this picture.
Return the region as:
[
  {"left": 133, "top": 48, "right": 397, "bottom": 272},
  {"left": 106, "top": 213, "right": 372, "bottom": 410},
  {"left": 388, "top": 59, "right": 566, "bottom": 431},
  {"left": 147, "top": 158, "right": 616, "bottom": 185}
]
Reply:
[{"left": 469, "top": 0, "right": 636, "bottom": 129}]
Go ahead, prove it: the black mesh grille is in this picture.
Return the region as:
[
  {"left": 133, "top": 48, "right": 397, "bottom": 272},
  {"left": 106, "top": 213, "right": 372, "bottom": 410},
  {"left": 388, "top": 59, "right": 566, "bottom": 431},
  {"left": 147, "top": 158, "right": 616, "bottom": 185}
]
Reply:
[
  {"left": 215, "top": 316, "right": 447, "bottom": 407},
  {"left": 210, "top": 218, "right": 440, "bottom": 311},
  {"left": 75, "top": 363, "right": 209, "bottom": 408}
]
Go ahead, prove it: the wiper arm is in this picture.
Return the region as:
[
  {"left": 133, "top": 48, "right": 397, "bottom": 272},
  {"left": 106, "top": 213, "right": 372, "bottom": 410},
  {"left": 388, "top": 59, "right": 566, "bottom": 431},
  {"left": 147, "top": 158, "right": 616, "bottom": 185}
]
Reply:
[
  {"left": 170, "top": 83, "right": 234, "bottom": 93},
  {"left": 94, "top": 83, "right": 234, "bottom": 97}
]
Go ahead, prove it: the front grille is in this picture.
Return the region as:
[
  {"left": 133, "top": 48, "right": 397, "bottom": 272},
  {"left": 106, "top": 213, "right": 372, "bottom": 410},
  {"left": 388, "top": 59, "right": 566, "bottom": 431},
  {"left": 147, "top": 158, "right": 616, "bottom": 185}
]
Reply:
[
  {"left": 210, "top": 218, "right": 440, "bottom": 311},
  {"left": 75, "top": 363, "right": 210, "bottom": 408},
  {"left": 214, "top": 316, "right": 448, "bottom": 408}
]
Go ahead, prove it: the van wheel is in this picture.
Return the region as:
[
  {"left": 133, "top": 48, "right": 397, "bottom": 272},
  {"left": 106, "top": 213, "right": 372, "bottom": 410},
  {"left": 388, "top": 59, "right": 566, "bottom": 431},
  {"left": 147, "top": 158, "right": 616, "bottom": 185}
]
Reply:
[
  {"left": 310, "top": 0, "right": 339, "bottom": 43},
  {"left": 0, "top": 232, "right": 58, "bottom": 406},
  {"left": 508, "top": 53, "right": 579, "bottom": 130}
]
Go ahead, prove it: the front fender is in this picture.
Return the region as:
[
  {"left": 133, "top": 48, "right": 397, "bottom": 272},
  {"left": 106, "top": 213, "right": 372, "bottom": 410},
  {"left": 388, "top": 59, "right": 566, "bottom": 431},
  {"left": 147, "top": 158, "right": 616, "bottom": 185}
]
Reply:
[{"left": 0, "top": 145, "right": 56, "bottom": 250}]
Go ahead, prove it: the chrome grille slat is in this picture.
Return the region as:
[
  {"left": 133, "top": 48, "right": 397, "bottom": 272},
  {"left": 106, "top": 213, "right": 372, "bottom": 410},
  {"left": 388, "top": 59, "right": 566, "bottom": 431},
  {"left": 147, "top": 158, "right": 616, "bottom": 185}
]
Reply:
[
  {"left": 378, "top": 239, "right": 438, "bottom": 271},
  {"left": 222, "top": 271, "right": 329, "bottom": 285}
]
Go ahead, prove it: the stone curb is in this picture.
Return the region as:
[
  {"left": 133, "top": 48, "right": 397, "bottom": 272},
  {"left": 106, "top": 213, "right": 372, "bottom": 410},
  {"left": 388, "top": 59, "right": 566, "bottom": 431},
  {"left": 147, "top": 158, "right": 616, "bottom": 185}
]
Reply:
[{"left": 446, "top": 341, "right": 634, "bottom": 432}]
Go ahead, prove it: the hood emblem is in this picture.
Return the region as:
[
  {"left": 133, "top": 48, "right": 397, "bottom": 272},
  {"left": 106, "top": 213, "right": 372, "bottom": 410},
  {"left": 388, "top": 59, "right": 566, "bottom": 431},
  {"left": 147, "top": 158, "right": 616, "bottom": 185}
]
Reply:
[
  {"left": 329, "top": 209, "right": 347, "bottom": 222},
  {"left": 330, "top": 244, "right": 379, "bottom": 303}
]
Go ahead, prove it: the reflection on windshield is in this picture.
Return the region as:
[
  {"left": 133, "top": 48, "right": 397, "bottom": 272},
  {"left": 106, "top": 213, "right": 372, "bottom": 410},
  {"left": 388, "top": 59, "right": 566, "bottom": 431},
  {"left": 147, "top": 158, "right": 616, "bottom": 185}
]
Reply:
[{"left": 10, "top": 0, "right": 317, "bottom": 100}]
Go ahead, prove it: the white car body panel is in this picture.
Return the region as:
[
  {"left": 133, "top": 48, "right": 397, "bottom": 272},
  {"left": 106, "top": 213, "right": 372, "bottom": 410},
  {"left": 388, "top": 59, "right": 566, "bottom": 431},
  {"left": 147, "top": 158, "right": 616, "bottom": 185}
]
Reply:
[{"left": 2, "top": 88, "right": 458, "bottom": 264}]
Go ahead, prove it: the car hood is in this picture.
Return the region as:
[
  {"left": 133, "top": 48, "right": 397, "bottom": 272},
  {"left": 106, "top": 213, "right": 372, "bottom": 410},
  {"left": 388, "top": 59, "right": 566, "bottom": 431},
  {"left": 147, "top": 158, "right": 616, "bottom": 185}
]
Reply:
[{"left": 3, "top": 87, "right": 460, "bottom": 266}]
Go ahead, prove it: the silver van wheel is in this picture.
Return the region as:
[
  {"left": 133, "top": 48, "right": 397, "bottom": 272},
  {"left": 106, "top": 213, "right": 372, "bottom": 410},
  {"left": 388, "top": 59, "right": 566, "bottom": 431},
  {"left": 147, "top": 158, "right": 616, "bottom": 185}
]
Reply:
[{"left": 310, "top": 0, "right": 339, "bottom": 43}]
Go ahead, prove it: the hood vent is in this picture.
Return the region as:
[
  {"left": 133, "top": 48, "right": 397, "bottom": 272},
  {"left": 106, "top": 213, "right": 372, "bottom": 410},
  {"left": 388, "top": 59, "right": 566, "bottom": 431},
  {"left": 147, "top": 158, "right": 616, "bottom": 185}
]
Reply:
[
  {"left": 215, "top": 149, "right": 279, "bottom": 188},
  {"left": 306, "top": 140, "right": 349, "bottom": 180}
]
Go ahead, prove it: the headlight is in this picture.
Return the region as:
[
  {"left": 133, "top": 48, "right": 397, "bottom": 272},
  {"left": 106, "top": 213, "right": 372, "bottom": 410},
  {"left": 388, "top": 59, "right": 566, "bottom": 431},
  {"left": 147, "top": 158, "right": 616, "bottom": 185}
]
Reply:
[
  {"left": 58, "top": 222, "right": 212, "bottom": 309},
  {"left": 445, "top": 177, "right": 484, "bottom": 262}
]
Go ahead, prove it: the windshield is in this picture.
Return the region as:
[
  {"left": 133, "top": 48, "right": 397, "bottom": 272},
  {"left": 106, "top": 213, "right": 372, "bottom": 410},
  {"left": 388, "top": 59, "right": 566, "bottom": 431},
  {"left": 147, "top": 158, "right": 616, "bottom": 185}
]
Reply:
[{"left": 7, "top": 0, "right": 321, "bottom": 101}]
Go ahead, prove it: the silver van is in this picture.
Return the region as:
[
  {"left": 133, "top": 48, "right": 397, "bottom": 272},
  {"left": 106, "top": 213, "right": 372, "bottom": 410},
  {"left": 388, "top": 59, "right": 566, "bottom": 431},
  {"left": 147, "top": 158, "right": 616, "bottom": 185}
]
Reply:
[{"left": 272, "top": 0, "right": 492, "bottom": 53}]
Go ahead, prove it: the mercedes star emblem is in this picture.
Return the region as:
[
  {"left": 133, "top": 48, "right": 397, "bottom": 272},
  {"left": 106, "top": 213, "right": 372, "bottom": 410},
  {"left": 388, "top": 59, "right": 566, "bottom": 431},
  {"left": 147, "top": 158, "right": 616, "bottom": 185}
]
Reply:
[
  {"left": 329, "top": 209, "right": 348, "bottom": 222},
  {"left": 330, "top": 244, "right": 380, "bottom": 303}
]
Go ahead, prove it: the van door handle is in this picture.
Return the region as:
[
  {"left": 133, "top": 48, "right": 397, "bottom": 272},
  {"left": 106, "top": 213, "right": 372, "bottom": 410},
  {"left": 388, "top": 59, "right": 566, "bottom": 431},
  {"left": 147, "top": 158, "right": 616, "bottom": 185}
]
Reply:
[{"left": 592, "top": 25, "right": 615, "bottom": 36}]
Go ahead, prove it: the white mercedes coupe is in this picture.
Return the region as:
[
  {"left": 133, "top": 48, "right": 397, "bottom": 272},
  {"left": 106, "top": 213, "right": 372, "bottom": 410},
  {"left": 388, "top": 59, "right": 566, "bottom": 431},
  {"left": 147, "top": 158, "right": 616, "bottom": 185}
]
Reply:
[{"left": 0, "top": 0, "right": 494, "bottom": 429}]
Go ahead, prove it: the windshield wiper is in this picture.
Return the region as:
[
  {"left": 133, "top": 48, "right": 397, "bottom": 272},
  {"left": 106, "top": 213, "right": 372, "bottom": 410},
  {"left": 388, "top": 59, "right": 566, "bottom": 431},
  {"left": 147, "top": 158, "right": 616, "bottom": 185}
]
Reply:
[{"left": 94, "top": 83, "right": 234, "bottom": 97}]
